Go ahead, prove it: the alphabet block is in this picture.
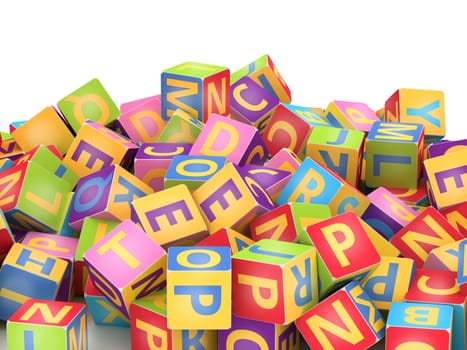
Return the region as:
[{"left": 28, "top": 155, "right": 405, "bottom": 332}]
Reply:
[
  {"left": 164, "top": 154, "right": 227, "bottom": 190},
  {"left": 190, "top": 113, "right": 268, "bottom": 165},
  {"left": 386, "top": 183, "right": 429, "bottom": 206},
  {"left": 423, "top": 148, "right": 467, "bottom": 211},
  {"left": 232, "top": 239, "right": 318, "bottom": 324},
  {"left": 391, "top": 207, "right": 464, "bottom": 267},
  {"left": 132, "top": 184, "right": 208, "bottom": 248},
  {"left": 63, "top": 120, "right": 138, "bottom": 178},
  {"left": 84, "top": 278, "right": 129, "bottom": 327},
  {"left": 324, "top": 100, "right": 380, "bottom": 132},
  {"left": 116, "top": 95, "right": 166, "bottom": 143},
  {"left": 57, "top": 78, "right": 120, "bottom": 133},
  {"left": 424, "top": 239, "right": 465, "bottom": 272},
  {"left": 262, "top": 103, "right": 329, "bottom": 157},
  {"left": 195, "top": 227, "right": 254, "bottom": 254},
  {"left": 277, "top": 157, "right": 370, "bottom": 217},
  {"left": 161, "top": 61, "right": 230, "bottom": 122},
  {"left": 230, "top": 76, "right": 279, "bottom": 134},
  {"left": 134, "top": 142, "right": 192, "bottom": 192},
  {"left": 0, "top": 134, "right": 23, "bottom": 161},
  {"left": 426, "top": 138, "right": 467, "bottom": 158},
  {"left": 296, "top": 280, "right": 385, "bottom": 350},
  {"left": 83, "top": 219, "right": 167, "bottom": 318},
  {"left": 218, "top": 314, "right": 300, "bottom": 350},
  {"left": 441, "top": 201, "right": 467, "bottom": 236},
  {"left": 365, "top": 121, "right": 425, "bottom": 188},
  {"left": 192, "top": 162, "right": 275, "bottom": 234},
  {"left": 249, "top": 202, "right": 331, "bottom": 244},
  {"left": 11, "top": 106, "right": 75, "bottom": 155},
  {"left": 362, "top": 256, "right": 415, "bottom": 310},
  {"left": 7, "top": 299, "right": 87, "bottom": 350},
  {"left": 386, "top": 301, "right": 452, "bottom": 350},
  {"left": 0, "top": 161, "right": 73, "bottom": 233},
  {"left": 404, "top": 269, "right": 464, "bottom": 350},
  {"left": 130, "top": 289, "right": 217, "bottom": 349},
  {"left": 385, "top": 88, "right": 445, "bottom": 144},
  {"left": 0, "top": 209, "right": 14, "bottom": 263},
  {"left": 264, "top": 147, "right": 301, "bottom": 173},
  {"left": 22, "top": 232, "right": 78, "bottom": 302},
  {"left": 361, "top": 186, "right": 418, "bottom": 240},
  {"left": 167, "top": 246, "right": 231, "bottom": 329},
  {"left": 306, "top": 125, "right": 365, "bottom": 187},
  {"left": 156, "top": 108, "right": 204, "bottom": 144},
  {"left": 69, "top": 164, "right": 152, "bottom": 230},
  {"left": 305, "top": 212, "right": 381, "bottom": 298},
  {"left": 0, "top": 243, "right": 68, "bottom": 320},
  {"left": 230, "top": 54, "right": 291, "bottom": 103}
]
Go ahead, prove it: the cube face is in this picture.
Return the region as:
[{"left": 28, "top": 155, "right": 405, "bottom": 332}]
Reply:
[
  {"left": 441, "top": 201, "right": 467, "bottom": 237},
  {"left": 57, "top": 78, "right": 120, "bottom": 133},
  {"left": 161, "top": 62, "right": 230, "bottom": 122},
  {"left": 157, "top": 109, "right": 204, "bottom": 144},
  {"left": 167, "top": 246, "right": 231, "bottom": 329},
  {"left": 232, "top": 239, "right": 318, "bottom": 324},
  {"left": 264, "top": 147, "right": 302, "bottom": 173},
  {"left": 424, "top": 240, "right": 464, "bottom": 272},
  {"left": 0, "top": 136, "right": 24, "bottom": 161},
  {"left": 325, "top": 100, "right": 380, "bottom": 132},
  {"left": 427, "top": 138, "right": 467, "bottom": 158},
  {"left": 11, "top": 106, "right": 75, "bottom": 155},
  {"left": 366, "top": 121, "right": 424, "bottom": 189},
  {"left": 386, "top": 302, "right": 452, "bottom": 350}
]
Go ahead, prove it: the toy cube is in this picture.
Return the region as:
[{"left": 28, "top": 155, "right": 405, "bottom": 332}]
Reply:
[
  {"left": 196, "top": 227, "right": 254, "bottom": 254},
  {"left": 365, "top": 121, "right": 425, "bottom": 188},
  {"left": 63, "top": 120, "right": 138, "bottom": 178},
  {"left": 232, "top": 239, "right": 318, "bottom": 324},
  {"left": 230, "top": 54, "right": 291, "bottom": 103},
  {"left": 423, "top": 148, "right": 467, "bottom": 211},
  {"left": 14, "top": 144, "right": 79, "bottom": 188},
  {"left": 277, "top": 157, "right": 370, "bottom": 217},
  {"left": 361, "top": 186, "right": 418, "bottom": 240},
  {"left": 386, "top": 183, "right": 429, "bottom": 206},
  {"left": 426, "top": 138, "right": 467, "bottom": 158},
  {"left": 296, "top": 280, "right": 385, "bottom": 350},
  {"left": 0, "top": 209, "right": 14, "bottom": 263},
  {"left": 362, "top": 256, "right": 415, "bottom": 310},
  {"left": 305, "top": 212, "right": 381, "bottom": 298},
  {"left": 83, "top": 219, "right": 167, "bottom": 318},
  {"left": 385, "top": 88, "right": 445, "bottom": 144},
  {"left": 130, "top": 289, "right": 217, "bottom": 349},
  {"left": 0, "top": 243, "right": 68, "bottom": 320},
  {"left": 161, "top": 61, "right": 230, "bottom": 122},
  {"left": 264, "top": 147, "right": 302, "bottom": 173},
  {"left": 236, "top": 164, "right": 292, "bottom": 201},
  {"left": 324, "top": 100, "right": 380, "bottom": 132},
  {"left": 57, "top": 78, "right": 120, "bottom": 133},
  {"left": 116, "top": 95, "right": 166, "bottom": 143},
  {"left": 0, "top": 161, "right": 73, "bottom": 233},
  {"left": 134, "top": 142, "right": 192, "bottom": 192},
  {"left": 7, "top": 299, "right": 87, "bottom": 350},
  {"left": 218, "top": 314, "right": 300, "bottom": 350},
  {"left": 249, "top": 202, "right": 331, "bottom": 244},
  {"left": 306, "top": 125, "right": 365, "bottom": 187},
  {"left": 164, "top": 154, "right": 227, "bottom": 190},
  {"left": 404, "top": 269, "right": 465, "bottom": 350},
  {"left": 386, "top": 301, "right": 452, "bottom": 350},
  {"left": 424, "top": 239, "right": 465, "bottom": 272},
  {"left": 262, "top": 103, "right": 329, "bottom": 157},
  {"left": 192, "top": 162, "right": 275, "bottom": 234},
  {"left": 74, "top": 217, "right": 119, "bottom": 296},
  {"left": 157, "top": 108, "right": 204, "bottom": 144},
  {"left": 84, "top": 277, "right": 129, "bottom": 327},
  {"left": 167, "top": 246, "right": 231, "bottom": 329},
  {"left": 441, "top": 201, "right": 467, "bottom": 237},
  {"left": 69, "top": 164, "right": 152, "bottom": 231},
  {"left": 11, "top": 106, "right": 75, "bottom": 155},
  {"left": 22, "top": 232, "right": 78, "bottom": 302},
  {"left": 0, "top": 134, "right": 23, "bottom": 161},
  {"left": 230, "top": 76, "right": 279, "bottom": 134},
  {"left": 190, "top": 113, "right": 268, "bottom": 166},
  {"left": 132, "top": 184, "right": 208, "bottom": 248},
  {"left": 391, "top": 207, "right": 464, "bottom": 267}
]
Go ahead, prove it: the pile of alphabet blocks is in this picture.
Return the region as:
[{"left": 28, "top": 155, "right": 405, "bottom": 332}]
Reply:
[{"left": 0, "top": 54, "right": 466, "bottom": 349}]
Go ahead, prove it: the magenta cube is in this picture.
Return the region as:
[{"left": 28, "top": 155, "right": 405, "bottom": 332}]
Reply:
[
  {"left": 327, "top": 100, "right": 381, "bottom": 132},
  {"left": 83, "top": 219, "right": 167, "bottom": 318},
  {"left": 190, "top": 113, "right": 268, "bottom": 165},
  {"left": 21, "top": 232, "right": 78, "bottom": 301},
  {"left": 134, "top": 143, "right": 192, "bottom": 191}
]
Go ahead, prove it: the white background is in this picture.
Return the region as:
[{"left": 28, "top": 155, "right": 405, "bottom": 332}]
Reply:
[{"left": 0, "top": 1, "right": 466, "bottom": 349}]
